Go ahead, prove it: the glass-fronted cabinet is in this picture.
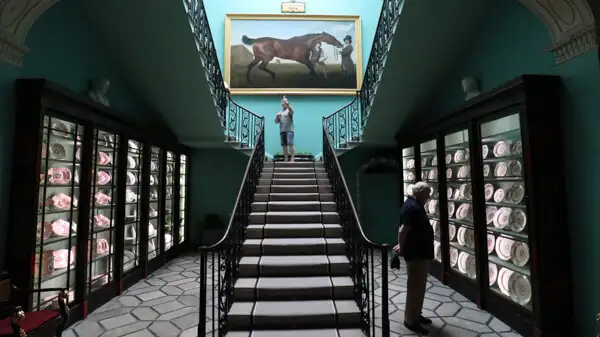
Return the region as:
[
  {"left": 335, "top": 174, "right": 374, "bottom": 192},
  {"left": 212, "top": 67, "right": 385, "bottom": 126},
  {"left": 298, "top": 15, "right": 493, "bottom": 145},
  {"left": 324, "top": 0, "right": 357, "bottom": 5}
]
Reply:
[
  {"left": 165, "top": 151, "right": 175, "bottom": 251},
  {"left": 479, "top": 114, "right": 531, "bottom": 310},
  {"left": 402, "top": 147, "right": 415, "bottom": 202},
  {"left": 444, "top": 130, "right": 477, "bottom": 280},
  {"left": 148, "top": 147, "right": 161, "bottom": 260},
  {"left": 394, "top": 76, "right": 570, "bottom": 337},
  {"left": 86, "top": 129, "right": 118, "bottom": 295},
  {"left": 178, "top": 154, "right": 187, "bottom": 244},
  {"left": 419, "top": 139, "right": 441, "bottom": 263},
  {"left": 124, "top": 139, "right": 143, "bottom": 273},
  {"left": 35, "top": 116, "right": 81, "bottom": 310},
  {"left": 9, "top": 80, "right": 192, "bottom": 324}
]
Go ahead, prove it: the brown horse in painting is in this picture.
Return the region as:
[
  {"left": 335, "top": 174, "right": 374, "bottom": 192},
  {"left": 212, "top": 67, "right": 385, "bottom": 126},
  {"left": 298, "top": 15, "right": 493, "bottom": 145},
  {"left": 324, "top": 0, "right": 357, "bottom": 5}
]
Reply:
[{"left": 241, "top": 32, "right": 343, "bottom": 83}]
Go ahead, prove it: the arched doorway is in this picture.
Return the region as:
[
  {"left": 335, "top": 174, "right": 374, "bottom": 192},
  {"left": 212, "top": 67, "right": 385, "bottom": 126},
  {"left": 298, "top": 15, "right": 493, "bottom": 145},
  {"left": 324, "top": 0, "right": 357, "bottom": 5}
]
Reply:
[{"left": 356, "top": 157, "right": 400, "bottom": 245}]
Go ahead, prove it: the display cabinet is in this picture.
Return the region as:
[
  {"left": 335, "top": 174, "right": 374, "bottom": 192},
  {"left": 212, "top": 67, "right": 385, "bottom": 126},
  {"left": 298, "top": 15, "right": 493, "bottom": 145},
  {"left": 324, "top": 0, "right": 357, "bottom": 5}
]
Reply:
[
  {"left": 178, "top": 154, "right": 188, "bottom": 244},
  {"left": 86, "top": 128, "right": 120, "bottom": 307},
  {"left": 7, "top": 79, "right": 190, "bottom": 327},
  {"left": 165, "top": 151, "right": 176, "bottom": 253},
  {"left": 396, "top": 75, "right": 571, "bottom": 337}
]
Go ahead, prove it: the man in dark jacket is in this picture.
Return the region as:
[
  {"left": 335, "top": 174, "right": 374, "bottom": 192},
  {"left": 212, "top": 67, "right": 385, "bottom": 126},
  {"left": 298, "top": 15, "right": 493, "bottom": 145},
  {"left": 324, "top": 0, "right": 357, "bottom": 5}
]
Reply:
[{"left": 395, "top": 181, "right": 434, "bottom": 335}]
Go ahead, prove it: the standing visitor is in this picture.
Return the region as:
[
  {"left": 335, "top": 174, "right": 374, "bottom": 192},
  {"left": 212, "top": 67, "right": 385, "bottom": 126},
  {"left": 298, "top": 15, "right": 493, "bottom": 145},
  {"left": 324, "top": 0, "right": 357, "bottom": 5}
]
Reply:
[
  {"left": 395, "top": 181, "right": 434, "bottom": 335},
  {"left": 274, "top": 96, "right": 295, "bottom": 162}
]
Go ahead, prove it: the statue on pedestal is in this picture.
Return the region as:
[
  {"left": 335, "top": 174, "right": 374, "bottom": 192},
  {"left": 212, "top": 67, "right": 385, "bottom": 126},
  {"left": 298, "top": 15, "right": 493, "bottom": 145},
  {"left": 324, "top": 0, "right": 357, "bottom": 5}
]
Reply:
[
  {"left": 461, "top": 77, "right": 481, "bottom": 101},
  {"left": 88, "top": 78, "right": 111, "bottom": 107}
]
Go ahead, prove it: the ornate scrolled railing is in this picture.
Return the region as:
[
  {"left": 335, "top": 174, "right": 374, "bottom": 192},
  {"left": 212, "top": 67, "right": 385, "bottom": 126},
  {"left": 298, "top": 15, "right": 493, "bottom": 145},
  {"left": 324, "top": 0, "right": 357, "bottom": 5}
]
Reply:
[
  {"left": 322, "top": 120, "right": 391, "bottom": 337},
  {"left": 198, "top": 119, "right": 265, "bottom": 337},
  {"left": 227, "top": 99, "right": 263, "bottom": 149},
  {"left": 324, "top": 95, "right": 361, "bottom": 149},
  {"left": 184, "top": 0, "right": 261, "bottom": 148},
  {"left": 359, "top": 0, "right": 404, "bottom": 127}
]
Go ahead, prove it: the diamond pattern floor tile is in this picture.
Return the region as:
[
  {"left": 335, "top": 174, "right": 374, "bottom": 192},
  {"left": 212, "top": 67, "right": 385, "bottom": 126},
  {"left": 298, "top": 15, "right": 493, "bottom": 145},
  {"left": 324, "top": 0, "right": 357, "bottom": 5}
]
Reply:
[{"left": 63, "top": 253, "right": 524, "bottom": 337}]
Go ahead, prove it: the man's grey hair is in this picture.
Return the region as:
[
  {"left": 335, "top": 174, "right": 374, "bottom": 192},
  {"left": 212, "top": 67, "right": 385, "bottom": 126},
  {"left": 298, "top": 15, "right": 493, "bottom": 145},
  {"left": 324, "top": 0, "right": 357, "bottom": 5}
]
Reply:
[{"left": 412, "top": 181, "right": 431, "bottom": 194}]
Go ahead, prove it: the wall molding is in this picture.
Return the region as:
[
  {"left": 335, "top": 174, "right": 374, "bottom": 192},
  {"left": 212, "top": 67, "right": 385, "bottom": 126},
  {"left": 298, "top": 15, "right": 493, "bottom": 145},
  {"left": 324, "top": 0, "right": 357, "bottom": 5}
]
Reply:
[
  {"left": 0, "top": 0, "right": 60, "bottom": 66},
  {"left": 518, "top": 0, "right": 598, "bottom": 63}
]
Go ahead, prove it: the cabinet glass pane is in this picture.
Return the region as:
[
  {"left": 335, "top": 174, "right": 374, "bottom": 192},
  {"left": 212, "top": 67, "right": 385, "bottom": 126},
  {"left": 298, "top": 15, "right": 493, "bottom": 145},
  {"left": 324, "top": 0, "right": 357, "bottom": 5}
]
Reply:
[
  {"left": 402, "top": 147, "right": 415, "bottom": 202},
  {"left": 480, "top": 114, "right": 531, "bottom": 310},
  {"left": 444, "top": 130, "right": 476, "bottom": 280},
  {"left": 148, "top": 147, "right": 161, "bottom": 260},
  {"left": 419, "top": 140, "right": 441, "bottom": 263},
  {"left": 165, "top": 151, "right": 175, "bottom": 250},
  {"left": 179, "top": 154, "right": 187, "bottom": 243},
  {"left": 87, "top": 129, "right": 118, "bottom": 294},
  {"left": 35, "top": 116, "right": 81, "bottom": 310},
  {"left": 124, "top": 140, "right": 143, "bottom": 273}
]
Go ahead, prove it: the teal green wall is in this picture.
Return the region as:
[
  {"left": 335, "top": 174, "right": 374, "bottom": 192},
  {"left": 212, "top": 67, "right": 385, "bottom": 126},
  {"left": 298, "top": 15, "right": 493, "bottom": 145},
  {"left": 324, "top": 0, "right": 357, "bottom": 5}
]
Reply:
[
  {"left": 338, "top": 146, "right": 399, "bottom": 244},
  {"left": 0, "top": 0, "right": 147, "bottom": 269},
  {"left": 188, "top": 148, "right": 250, "bottom": 245},
  {"left": 430, "top": 0, "right": 600, "bottom": 335},
  {"left": 203, "top": 0, "right": 382, "bottom": 155}
]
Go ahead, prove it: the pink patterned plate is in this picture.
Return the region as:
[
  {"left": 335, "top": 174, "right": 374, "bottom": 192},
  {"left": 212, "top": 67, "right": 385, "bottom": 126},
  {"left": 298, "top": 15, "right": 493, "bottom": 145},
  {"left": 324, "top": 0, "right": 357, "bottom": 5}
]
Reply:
[
  {"left": 445, "top": 154, "right": 452, "bottom": 165},
  {"left": 446, "top": 168, "right": 452, "bottom": 179},
  {"left": 97, "top": 171, "right": 112, "bottom": 185},
  {"left": 48, "top": 167, "right": 72, "bottom": 185},
  {"left": 488, "top": 263, "right": 498, "bottom": 286},
  {"left": 493, "top": 141, "right": 509, "bottom": 157},
  {"left": 487, "top": 234, "right": 495, "bottom": 253},
  {"left": 50, "top": 143, "right": 66, "bottom": 160},
  {"left": 493, "top": 207, "right": 512, "bottom": 229},
  {"left": 450, "top": 248, "right": 458, "bottom": 267},
  {"left": 51, "top": 121, "right": 70, "bottom": 138},
  {"left": 98, "top": 152, "right": 111, "bottom": 166},
  {"left": 483, "top": 164, "right": 490, "bottom": 177},
  {"left": 494, "top": 162, "right": 508, "bottom": 177},
  {"left": 486, "top": 206, "right": 498, "bottom": 225},
  {"left": 484, "top": 184, "right": 494, "bottom": 201},
  {"left": 95, "top": 192, "right": 111, "bottom": 206},
  {"left": 509, "top": 209, "right": 527, "bottom": 232},
  {"left": 482, "top": 144, "right": 489, "bottom": 159},
  {"left": 493, "top": 188, "right": 505, "bottom": 203}
]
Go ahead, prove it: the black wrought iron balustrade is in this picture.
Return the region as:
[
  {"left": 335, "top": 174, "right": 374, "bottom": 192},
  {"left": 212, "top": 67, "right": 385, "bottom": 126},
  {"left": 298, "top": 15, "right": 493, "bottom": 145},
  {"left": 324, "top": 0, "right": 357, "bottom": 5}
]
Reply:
[
  {"left": 359, "top": 0, "right": 403, "bottom": 126},
  {"left": 198, "top": 120, "right": 265, "bottom": 337},
  {"left": 324, "top": 96, "right": 361, "bottom": 150},
  {"left": 322, "top": 121, "right": 391, "bottom": 337},
  {"left": 227, "top": 99, "right": 263, "bottom": 149}
]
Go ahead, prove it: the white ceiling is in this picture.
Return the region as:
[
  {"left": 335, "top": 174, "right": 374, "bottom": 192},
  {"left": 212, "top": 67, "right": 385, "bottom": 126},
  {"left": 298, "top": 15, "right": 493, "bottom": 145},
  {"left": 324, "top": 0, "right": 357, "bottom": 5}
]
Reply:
[{"left": 361, "top": 0, "right": 489, "bottom": 146}]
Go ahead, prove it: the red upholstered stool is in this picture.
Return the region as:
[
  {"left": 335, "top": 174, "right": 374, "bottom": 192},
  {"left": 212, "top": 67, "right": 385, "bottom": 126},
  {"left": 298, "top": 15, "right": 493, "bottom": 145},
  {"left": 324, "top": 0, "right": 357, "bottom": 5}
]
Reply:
[{"left": 0, "top": 278, "right": 69, "bottom": 337}]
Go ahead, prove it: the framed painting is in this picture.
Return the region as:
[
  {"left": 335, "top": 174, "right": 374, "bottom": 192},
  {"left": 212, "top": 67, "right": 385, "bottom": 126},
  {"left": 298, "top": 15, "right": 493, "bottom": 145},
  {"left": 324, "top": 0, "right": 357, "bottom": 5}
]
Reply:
[{"left": 224, "top": 14, "right": 362, "bottom": 96}]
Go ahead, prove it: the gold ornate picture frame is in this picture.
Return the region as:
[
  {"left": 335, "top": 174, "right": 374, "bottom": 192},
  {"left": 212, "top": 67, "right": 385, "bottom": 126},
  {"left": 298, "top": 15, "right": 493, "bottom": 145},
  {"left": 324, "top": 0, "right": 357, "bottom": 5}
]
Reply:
[{"left": 224, "top": 14, "right": 362, "bottom": 96}]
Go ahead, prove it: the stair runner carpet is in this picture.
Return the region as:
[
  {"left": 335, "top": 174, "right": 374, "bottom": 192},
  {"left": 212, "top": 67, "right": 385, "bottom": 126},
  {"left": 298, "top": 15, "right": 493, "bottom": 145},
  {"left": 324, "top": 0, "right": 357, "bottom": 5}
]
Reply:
[{"left": 227, "top": 161, "right": 366, "bottom": 337}]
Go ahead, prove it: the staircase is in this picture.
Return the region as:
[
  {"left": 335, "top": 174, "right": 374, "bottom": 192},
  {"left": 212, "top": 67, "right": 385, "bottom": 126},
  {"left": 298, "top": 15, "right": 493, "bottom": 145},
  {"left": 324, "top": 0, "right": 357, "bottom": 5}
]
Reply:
[
  {"left": 199, "top": 122, "right": 390, "bottom": 337},
  {"left": 226, "top": 161, "right": 364, "bottom": 334}
]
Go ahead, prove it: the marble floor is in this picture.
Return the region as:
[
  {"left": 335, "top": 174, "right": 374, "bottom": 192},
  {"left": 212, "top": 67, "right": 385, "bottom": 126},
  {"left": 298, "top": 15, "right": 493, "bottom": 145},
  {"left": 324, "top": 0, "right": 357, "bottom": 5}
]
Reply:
[{"left": 63, "top": 253, "right": 523, "bottom": 337}]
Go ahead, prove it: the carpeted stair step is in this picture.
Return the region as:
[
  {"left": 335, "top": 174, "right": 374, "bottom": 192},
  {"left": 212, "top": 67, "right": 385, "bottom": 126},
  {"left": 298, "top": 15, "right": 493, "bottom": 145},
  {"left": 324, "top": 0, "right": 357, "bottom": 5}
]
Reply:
[
  {"left": 243, "top": 238, "right": 346, "bottom": 255},
  {"left": 226, "top": 329, "right": 367, "bottom": 337},
  {"left": 260, "top": 172, "right": 328, "bottom": 179},
  {"left": 258, "top": 178, "right": 330, "bottom": 186},
  {"left": 246, "top": 224, "right": 343, "bottom": 239},
  {"left": 263, "top": 167, "right": 326, "bottom": 174},
  {"left": 249, "top": 211, "right": 339, "bottom": 224},
  {"left": 239, "top": 255, "right": 351, "bottom": 277},
  {"left": 272, "top": 161, "right": 322, "bottom": 168},
  {"left": 254, "top": 193, "right": 335, "bottom": 202},
  {"left": 251, "top": 201, "right": 336, "bottom": 212},
  {"left": 256, "top": 185, "right": 332, "bottom": 193},
  {"left": 228, "top": 299, "right": 361, "bottom": 330},
  {"left": 234, "top": 276, "right": 354, "bottom": 301}
]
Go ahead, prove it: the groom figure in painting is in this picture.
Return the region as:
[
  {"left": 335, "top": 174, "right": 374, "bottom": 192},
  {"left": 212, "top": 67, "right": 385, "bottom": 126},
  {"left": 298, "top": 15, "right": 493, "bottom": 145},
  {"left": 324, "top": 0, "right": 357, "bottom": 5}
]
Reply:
[{"left": 275, "top": 96, "right": 295, "bottom": 162}]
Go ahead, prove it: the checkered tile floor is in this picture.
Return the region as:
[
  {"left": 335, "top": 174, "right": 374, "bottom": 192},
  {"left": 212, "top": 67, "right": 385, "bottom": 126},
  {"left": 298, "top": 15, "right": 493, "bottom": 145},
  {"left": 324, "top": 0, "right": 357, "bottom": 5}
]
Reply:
[{"left": 63, "top": 253, "right": 523, "bottom": 337}]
